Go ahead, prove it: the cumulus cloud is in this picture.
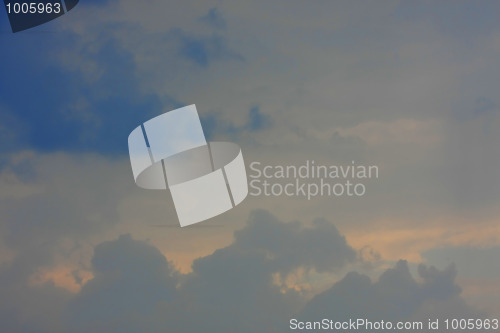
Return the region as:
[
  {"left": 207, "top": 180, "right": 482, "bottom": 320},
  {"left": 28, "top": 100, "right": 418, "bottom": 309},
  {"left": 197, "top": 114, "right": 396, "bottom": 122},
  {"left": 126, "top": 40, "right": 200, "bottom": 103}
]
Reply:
[
  {"left": 62, "top": 210, "right": 356, "bottom": 332},
  {"left": 298, "top": 260, "right": 482, "bottom": 332},
  {"left": 232, "top": 210, "right": 356, "bottom": 275},
  {"left": 0, "top": 210, "right": 482, "bottom": 332},
  {"left": 65, "top": 234, "right": 178, "bottom": 333}
]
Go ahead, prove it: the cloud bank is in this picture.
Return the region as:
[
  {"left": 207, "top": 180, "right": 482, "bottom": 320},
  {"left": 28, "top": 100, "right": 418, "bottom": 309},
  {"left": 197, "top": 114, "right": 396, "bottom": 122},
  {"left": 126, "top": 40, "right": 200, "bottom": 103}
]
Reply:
[{"left": 0, "top": 210, "right": 485, "bottom": 332}]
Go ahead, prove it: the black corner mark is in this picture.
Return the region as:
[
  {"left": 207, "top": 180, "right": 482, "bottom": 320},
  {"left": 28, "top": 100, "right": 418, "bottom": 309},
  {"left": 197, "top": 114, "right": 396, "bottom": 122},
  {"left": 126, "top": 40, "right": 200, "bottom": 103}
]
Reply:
[{"left": 3, "top": 0, "right": 79, "bottom": 33}]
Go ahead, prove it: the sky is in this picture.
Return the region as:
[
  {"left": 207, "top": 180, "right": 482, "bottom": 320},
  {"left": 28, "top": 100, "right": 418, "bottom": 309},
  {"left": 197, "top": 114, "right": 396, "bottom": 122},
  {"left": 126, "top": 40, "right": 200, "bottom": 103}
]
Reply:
[{"left": 1, "top": 0, "right": 500, "bottom": 331}]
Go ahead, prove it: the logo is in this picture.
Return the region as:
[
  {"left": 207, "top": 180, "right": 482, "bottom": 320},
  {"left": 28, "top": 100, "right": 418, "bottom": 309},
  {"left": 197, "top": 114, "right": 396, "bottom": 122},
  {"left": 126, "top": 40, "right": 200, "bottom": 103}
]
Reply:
[
  {"left": 3, "top": 0, "right": 79, "bottom": 33},
  {"left": 128, "top": 105, "right": 248, "bottom": 227},
  {"left": 248, "top": 161, "right": 379, "bottom": 200}
]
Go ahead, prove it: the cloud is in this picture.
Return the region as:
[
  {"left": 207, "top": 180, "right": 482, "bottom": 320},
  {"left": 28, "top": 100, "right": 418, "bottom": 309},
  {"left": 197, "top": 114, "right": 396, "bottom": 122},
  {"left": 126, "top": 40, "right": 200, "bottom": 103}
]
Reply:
[
  {"left": 176, "top": 29, "right": 243, "bottom": 67},
  {"left": 0, "top": 27, "right": 166, "bottom": 155},
  {"left": 4, "top": 0, "right": 500, "bottom": 227},
  {"left": 393, "top": 1, "right": 500, "bottom": 44},
  {"left": 0, "top": 239, "right": 72, "bottom": 333},
  {"left": 61, "top": 213, "right": 487, "bottom": 332},
  {"left": 0, "top": 206, "right": 491, "bottom": 332},
  {"left": 452, "top": 97, "right": 500, "bottom": 122},
  {"left": 423, "top": 246, "right": 500, "bottom": 280},
  {"left": 199, "top": 7, "right": 227, "bottom": 30},
  {"left": 65, "top": 234, "right": 177, "bottom": 333},
  {"left": 201, "top": 106, "right": 273, "bottom": 140},
  {"left": 60, "top": 210, "right": 356, "bottom": 332},
  {"left": 0, "top": 152, "right": 139, "bottom": 332},
  {"left": 0, "top": 152, "right": 131, "bottom": 250},
  {"left": 333, "top": 119, "right": 442, "bottom": 146},
  {"left": 298, "top": 260, "right": 481, "bottom": 330},
  {"left": 0, "top": 106, "right": 26, "bottom": 152},
  {"left": 1, "top": 1, "right": 500, "bottom": 330},
  {"left": 231, "top": 210, "right": 356, "bottom": 275},
  {"left": 0, "top": 2, "right": 239, "bottom": 155},
  {"left": 247, "top": 106, "right": 272, "bottom": 131}
]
